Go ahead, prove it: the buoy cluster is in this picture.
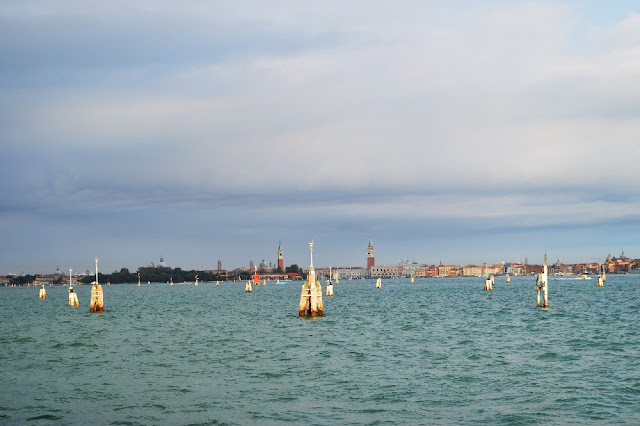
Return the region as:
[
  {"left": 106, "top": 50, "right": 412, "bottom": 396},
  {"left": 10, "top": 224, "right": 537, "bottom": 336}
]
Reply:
[
  {"left": 484, "top": 275, "right": 494, "bottom": 291},
  {"left": 299, "top": 273, "right": 324, "bottom": 316},
  {"left": 299, "top": 241, "right": 324, "bottom": 316},
  {"left": 89, "top": 282, "right": 104, "bottom": 312}
]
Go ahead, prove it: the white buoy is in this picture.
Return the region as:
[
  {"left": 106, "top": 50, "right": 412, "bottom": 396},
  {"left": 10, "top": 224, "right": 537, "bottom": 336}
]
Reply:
[
  {"left": 506, "top": 274, "right": 511, "bottom": 283},
  {"left": 216, "top": 280, "right": 219, "bottom": 286},
  {"left": 38, "top": 285, "right": 46, "bottom": 299},
  {"left": 195, "top": 275, "right": 199, "bottom": 286},
  {"left": 68, "top": 268, "right": 79, "bottom": 307},
  {"left": 138, "top": 274, "right": 141, "bottom": 287},
  {"left": 326, "top": 266, "right": 335, "bottom": 296},
  {"left": 376, "top": 277, "right": 382, "bottom": 289},
  {"left": 410, "top": 276, "right": 415, "bottom": 284},
  {"left": 326, "top": 280, "right": 334, "bottom": 296},
  {"left": 245, "top": 280, "right": 252, "bottom": 293},
  {"left": 535, "top": 257, "right": 549, "bottom": 308}
]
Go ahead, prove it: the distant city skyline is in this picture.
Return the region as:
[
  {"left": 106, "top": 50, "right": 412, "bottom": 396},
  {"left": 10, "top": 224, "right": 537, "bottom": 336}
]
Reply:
[
  {"left": 1, "top": 236, "right": 635, "bottom": 276},
  {"left": 2, "top": 1, "right": 640, "bottom": 274}
]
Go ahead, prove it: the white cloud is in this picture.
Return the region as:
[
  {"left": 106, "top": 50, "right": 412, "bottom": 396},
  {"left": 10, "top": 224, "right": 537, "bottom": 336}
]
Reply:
[{"left": 3, "top": 1, "right": 640, "bottom": 272}]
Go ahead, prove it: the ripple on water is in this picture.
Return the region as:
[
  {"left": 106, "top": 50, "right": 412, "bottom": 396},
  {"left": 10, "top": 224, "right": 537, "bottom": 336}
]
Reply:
[{"left": 1, "top": 278, "right": 640, "bottom": 424}]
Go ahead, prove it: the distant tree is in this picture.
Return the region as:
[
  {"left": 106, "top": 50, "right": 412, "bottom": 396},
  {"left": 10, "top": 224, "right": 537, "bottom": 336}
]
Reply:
[
  {"left": 286, "top": 264, "right": 302, "bottom": 274},
  {"left": 9, "top": 274, "right": 36, "bottom": 285}
]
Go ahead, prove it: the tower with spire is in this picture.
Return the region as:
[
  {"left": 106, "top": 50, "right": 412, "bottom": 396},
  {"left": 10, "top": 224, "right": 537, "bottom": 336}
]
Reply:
[
  {"left": 277, "top": 241, "right": 284, "bottom": 271},
  {"left": 367, "top": 236, "right": 375, "bottom": 270}
]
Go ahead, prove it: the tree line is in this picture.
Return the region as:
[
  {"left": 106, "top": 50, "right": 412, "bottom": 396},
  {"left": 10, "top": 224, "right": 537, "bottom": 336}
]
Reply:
[{"left": 6, "top": 264, "right": 306, "bottom": 286}]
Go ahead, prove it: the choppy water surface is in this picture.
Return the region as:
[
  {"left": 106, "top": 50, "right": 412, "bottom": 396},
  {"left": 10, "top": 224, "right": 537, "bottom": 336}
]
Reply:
[{"left": 1, "top": 275, "right": 639, "bottom": 425}]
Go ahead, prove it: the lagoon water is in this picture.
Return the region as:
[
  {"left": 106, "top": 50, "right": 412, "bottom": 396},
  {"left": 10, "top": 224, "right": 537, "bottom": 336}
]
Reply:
[{"left": 1, "top": 275, "right": 639, "bottom": 425}]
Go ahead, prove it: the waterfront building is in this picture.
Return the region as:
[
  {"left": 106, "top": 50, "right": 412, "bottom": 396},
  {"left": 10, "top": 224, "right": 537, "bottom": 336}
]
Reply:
[
  {"left": 334, "top": 267, "right": 368, "bottom": 280},
  {"left": 604, "top": 251, "right": 636, "bottom": 273},
  {"left": 463, "top": 265, "right": 483, "bottom": 276},
  {"left": 369, "top": 265, "right": 402, "bottom": 278},
  {"left": 424, "top": 265, "right": 437, "bottom": 277},
  {"left": 508, "top": 263, "right": 527, "bottom": 275},
  {"left": 436, "top": 264, "right": 462, "bottom": 277},
  {"left": 401, "top": 262, "right": 426, "bottom": 278}
]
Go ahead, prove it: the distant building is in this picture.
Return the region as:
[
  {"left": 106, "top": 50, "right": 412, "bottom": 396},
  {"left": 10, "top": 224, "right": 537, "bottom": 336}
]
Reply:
[
  {"left": 369, "top": 265, "right": 402, "bottom": 278},
  {"left": 217, "top": 260, "right": 222, "bottom": 271},
  {"left": 424, "top": 265, "right": 437, "bottom": 277},
  {"left": 367, "top": 236, "right": 375, "bottom": 270},
  {"left": 334, "top": 267, "right": 368, "bottom": 280},
  {"left": 401, "top": 262, "right": 426, "bottom": 278},
  {"left": 278, "top": 242, "right": 284, "bottom": 271},
  {"left": 463, "top": 265, "right": 482, "bottom": 276},
  {"left": 436, "top": 264, "right": 461, "bottom": 277}
]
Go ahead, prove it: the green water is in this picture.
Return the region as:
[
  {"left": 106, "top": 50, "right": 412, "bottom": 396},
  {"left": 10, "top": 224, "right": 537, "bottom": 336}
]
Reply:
[{"left": 1, "top": 276, "right": 639, "bottom": 424}]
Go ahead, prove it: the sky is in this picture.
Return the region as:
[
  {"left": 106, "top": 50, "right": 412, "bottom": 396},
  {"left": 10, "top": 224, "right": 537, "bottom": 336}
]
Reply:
[{"left": 2, "top": 0, "right": 640, "bottom": 275}]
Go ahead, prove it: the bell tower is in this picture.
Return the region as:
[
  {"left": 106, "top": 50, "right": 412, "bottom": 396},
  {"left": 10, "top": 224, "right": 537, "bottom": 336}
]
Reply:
[
  {"left": 278, "top": 241, "right": 284, "bottom": 271},
  {"left": 367, "top": 236, "right": 375, "bottom": 270}
]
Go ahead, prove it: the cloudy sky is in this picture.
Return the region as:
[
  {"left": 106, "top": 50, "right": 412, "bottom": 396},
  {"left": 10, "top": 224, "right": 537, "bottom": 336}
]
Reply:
[{"left": 2, "top": 0, "right": 640, "bottom": 274}]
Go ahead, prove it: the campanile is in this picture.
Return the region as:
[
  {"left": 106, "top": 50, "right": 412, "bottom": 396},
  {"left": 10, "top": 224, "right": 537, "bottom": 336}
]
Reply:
[
  {"left": 278, "top": 241, "right": 284, "bottom": 271},
  {"left": 367, "top": 236, "right": 375, "bottom": 270}
]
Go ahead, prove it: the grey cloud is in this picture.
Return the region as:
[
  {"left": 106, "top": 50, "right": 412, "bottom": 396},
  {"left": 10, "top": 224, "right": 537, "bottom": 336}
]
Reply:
[{"left": 2, "top": 1, "right": 640, "bottom": 272}]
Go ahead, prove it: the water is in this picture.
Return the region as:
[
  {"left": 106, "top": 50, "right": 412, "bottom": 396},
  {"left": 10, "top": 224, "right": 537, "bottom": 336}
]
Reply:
[{"left": 1, "top": 276, "right": 639, "bottom": 425}]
